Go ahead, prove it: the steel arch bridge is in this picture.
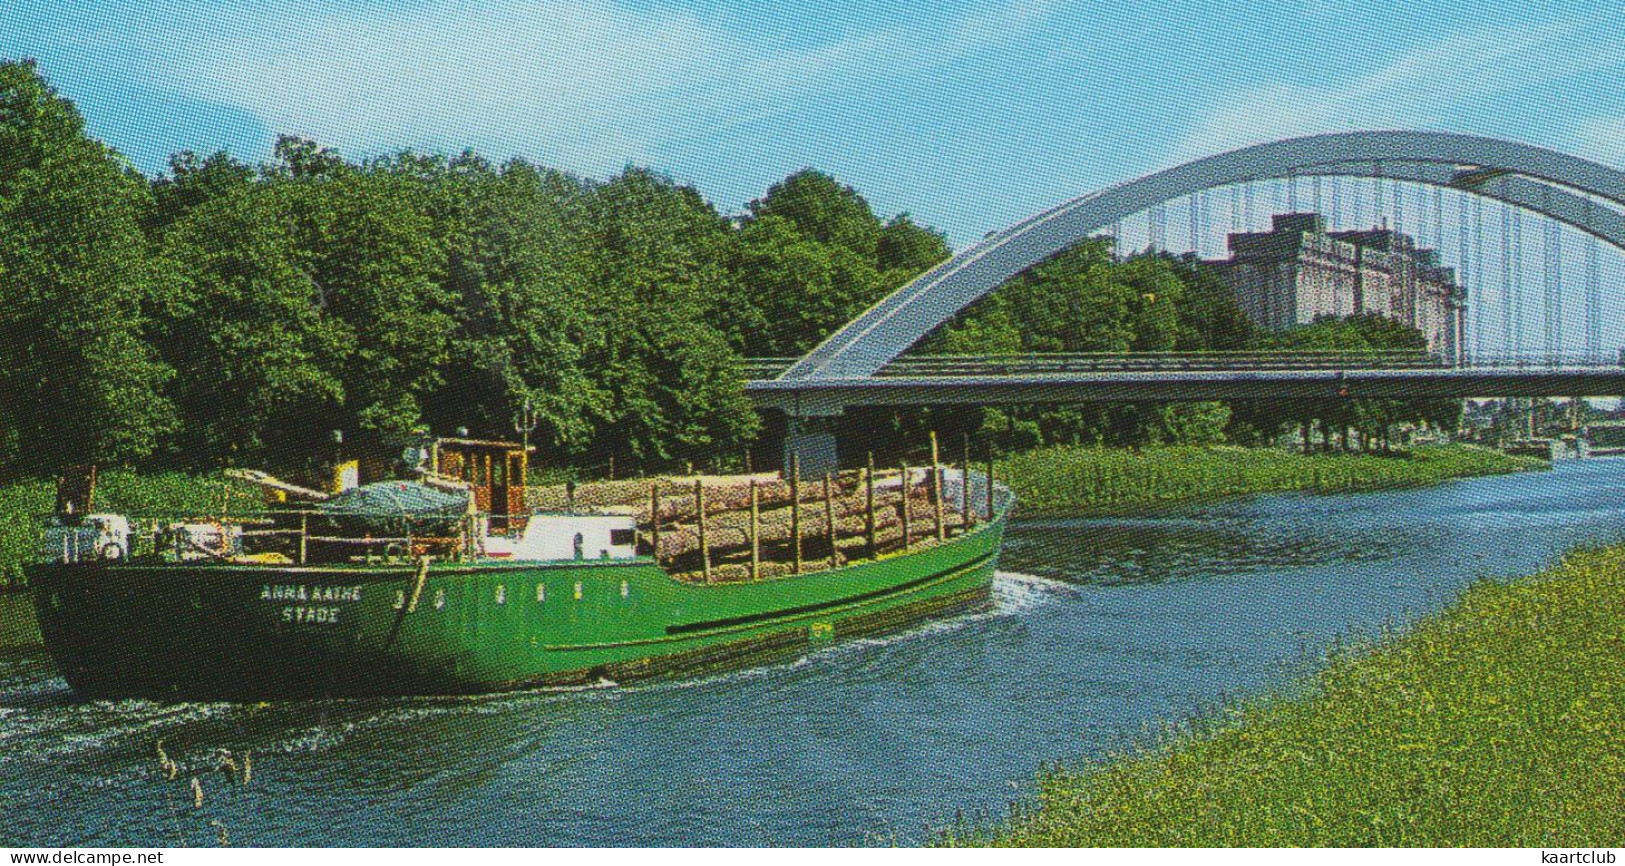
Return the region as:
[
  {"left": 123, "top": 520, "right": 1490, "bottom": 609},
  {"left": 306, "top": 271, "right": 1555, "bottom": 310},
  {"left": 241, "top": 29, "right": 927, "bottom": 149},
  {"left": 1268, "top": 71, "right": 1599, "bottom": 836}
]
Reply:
[
  {"left": 780, "top": 131, "right": 1625, "bottom": 382},
  {"left": 745, "top": 131, "right": 1625, "bottom": 470}
]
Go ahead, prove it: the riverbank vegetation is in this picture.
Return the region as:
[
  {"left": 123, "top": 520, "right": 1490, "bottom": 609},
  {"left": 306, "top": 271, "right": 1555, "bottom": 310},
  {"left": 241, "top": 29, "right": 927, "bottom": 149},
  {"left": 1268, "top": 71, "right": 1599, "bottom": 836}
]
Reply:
[
  {"left": 948, "top": 542, "right": 1625, "bottom": 846},
  {"left": 999, "top": 443, "right": 1544, "bottom": 517},
  {"left": 0, "top": 472, "right": 240, "bottom": 585}
]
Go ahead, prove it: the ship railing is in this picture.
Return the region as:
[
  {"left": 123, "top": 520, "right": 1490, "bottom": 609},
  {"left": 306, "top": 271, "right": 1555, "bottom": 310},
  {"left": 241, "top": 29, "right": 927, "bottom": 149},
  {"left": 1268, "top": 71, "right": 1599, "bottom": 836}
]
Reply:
[{"left": 35, "top": 508, "right": 485, "bottom": 566}]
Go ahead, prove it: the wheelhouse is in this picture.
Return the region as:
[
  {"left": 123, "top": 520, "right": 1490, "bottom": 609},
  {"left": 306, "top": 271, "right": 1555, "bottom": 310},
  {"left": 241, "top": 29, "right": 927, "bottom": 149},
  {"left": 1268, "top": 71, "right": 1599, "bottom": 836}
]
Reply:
[{"left": 428, "top": 437, "right": 530, "bottom": 531}]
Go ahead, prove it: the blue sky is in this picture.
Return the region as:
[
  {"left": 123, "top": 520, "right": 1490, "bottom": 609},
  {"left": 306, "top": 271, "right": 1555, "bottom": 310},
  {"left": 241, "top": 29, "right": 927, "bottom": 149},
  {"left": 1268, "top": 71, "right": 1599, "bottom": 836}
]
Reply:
[{"left": 4, "top": 0, "right": 1625, "bottom": 246}]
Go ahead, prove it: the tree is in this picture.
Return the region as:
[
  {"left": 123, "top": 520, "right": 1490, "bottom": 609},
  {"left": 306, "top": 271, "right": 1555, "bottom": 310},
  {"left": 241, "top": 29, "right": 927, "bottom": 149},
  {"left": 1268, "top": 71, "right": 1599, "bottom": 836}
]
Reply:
[
  {"left": 146, "top": 150, "right": 253, "bottom": 235},
  {"left": 1155, "top": 402, "right": 1233, "bottom": 445},
  {"left": 151, "top": 182, "right": 348, "bottom": 464},
  {"left": 5, "top": 61, "right": 985, "bottom": 477},
  {"left": 577, "top": 168, "right": 758, "bottom": 464},
  {"left": 0, "top": 60, "right": 175, "bottom": 474},
  {"left": 1169, "top": 256, "right": 1255, "bottom": 351},
  {"left": 877, "top": 213, "right": 951, "bottom": 278},
  {"left": 429, "top": 158, "right": 606, "bottom": 454},
  {"left": 733, "top": 214, "right": 888, "bottom": 357},
  {"left": 1261, "top": 313, "right": 1449, "bottom": 452},
  {"left": 748, "top": 169, "right": 882, "bottom": 257},
  {"left": 276, "top": 147, "right": 457, "bottom": 449}
]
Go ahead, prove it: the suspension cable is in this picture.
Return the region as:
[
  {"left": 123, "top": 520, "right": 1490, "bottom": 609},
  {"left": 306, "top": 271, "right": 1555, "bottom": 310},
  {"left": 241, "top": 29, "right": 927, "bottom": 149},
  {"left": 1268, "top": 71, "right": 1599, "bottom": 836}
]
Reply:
[
  {"left": 1585, "top": 197, "right": 1602, "bottom": 362},
  {"left": 1394, "top": 177, "right": 1406, "bottom": 237},
  {"left": 1473, "top": 194, "right": 1485, "bottom": 361},
  {"left": 1434, "top": 186, "right": 1444, "bottom": 256},
  {"left": 1189, "top": 191, "right": 1202, "bottom": 256},
  {"left": 1541, "top": 186, "right": 1562, "bottom": 363},
  {"left": 1373, "top": 162, "right": 1384, "bottom": 226},
  {"left": 1457, "top": 191, "right": 1471, "bottom": 363},
  {"left": 1512, "top": 203, "right": 1525, "bottom": 358},
  {"left": 1417, "top": 180, "right": 1429, "bottom": 245},
  {"left": 1501, "top": 192, "right": 1514, "bottom": 358}
]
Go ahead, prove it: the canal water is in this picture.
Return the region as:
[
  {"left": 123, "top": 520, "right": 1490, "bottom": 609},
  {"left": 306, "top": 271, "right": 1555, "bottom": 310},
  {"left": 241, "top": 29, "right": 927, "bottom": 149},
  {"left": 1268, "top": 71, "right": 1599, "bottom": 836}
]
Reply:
[{"left": 3, "top": 459, "right": 1621, "bottom": 846}]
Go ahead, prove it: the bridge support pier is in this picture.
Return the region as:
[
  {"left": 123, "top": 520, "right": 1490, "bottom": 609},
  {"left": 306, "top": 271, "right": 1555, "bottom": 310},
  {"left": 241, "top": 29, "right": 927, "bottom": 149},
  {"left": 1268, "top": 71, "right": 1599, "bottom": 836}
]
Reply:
[{"left": 785, "top": 412, "right": 842, "bottom": 479}]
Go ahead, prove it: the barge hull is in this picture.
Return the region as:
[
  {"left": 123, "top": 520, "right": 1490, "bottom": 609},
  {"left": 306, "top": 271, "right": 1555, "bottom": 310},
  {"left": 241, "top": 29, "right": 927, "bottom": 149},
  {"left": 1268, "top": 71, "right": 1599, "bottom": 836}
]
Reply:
[{"left": 28, "top": 510, "right": 1006, "bottom": 700}]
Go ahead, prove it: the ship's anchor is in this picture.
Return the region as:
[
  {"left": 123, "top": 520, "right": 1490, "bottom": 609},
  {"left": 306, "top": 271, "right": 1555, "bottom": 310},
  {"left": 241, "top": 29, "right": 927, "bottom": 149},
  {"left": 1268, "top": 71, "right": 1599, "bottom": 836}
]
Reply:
[
  {"left": 382, "top": 555, "right": 432, "bottom": 652},
  {"left": 405, "top": 555, "right": 431, "bottom": 613}
]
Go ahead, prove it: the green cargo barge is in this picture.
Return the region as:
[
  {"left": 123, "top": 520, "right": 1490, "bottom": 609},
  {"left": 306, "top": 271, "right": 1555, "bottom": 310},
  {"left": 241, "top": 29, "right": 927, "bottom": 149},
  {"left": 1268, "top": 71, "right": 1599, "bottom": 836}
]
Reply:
[{"left": 26, "top": 439, "right": 1012, "bottom": 700}]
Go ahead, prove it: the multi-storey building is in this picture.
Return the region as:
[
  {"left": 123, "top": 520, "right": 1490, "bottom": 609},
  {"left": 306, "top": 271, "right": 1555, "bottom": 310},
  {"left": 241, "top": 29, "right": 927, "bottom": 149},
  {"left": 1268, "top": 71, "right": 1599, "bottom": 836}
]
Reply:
[{"left": 1211, "top": 213, "right": 1466, "bottom": 361}]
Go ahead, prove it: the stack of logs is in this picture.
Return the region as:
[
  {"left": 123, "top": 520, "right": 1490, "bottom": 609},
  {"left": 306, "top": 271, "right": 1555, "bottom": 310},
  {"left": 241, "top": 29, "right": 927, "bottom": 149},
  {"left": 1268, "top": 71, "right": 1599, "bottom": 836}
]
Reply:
[{"left": 528, "top": 436, "right": 996, "bottom": 584}]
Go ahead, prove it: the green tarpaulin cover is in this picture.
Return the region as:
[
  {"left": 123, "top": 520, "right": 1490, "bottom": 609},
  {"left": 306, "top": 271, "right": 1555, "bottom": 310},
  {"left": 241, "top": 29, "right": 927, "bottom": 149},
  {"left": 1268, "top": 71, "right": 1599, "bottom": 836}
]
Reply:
[{"left": 318, "top": 482, "right": 470, "bottom": 518}]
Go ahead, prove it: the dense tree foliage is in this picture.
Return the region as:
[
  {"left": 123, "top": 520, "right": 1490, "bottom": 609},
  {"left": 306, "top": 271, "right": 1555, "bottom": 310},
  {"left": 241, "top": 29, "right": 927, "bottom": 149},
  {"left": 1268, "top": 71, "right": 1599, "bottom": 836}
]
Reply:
[
  {"left": 0, "top": 61, "right": 175, "bottom": 471},
  {"left": 0, "top": 63, "right": 946, "bottom": 478},
  {"left": 919, "top": 243, "right": 1256, "bottom": 449},
  {"left": 0, "top": 61, "right": 1455, "bottom": 480},
  {"left": 1255, "top": 312, "right": 1462, "bottom": 452}
]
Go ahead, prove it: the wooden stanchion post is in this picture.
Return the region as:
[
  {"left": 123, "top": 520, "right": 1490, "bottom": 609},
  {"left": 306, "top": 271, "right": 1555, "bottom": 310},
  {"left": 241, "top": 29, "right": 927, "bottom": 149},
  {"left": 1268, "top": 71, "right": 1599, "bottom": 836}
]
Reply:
[
  {"left": 824, "top": 473, "right": 838, "bottom": 569},
  {"left": 899, "top": 462, "right": 912, "bottom": 551},
  {"left": 985, "top": 445, "right": 996, "bottom": 521},
  {"left": 748, "top": 479, "right": 760, "bottom": 581},
  {"left": 930, "top": 431, "right": 945, "bottom": 542},
  {"left": 298, "top": 513, "right": 309, "bottom": 565},
  {"left": 790, "top": 455, "right": 802, "bottom": 575},
  {"left": 649, "top": 482, "right": 661, "bottom": 563},
  {"left": 695, "top": 478, "right": 710, "bottom": 583},
  {"left": 960, "top": 433, "right": 973, "bottom": 529},
  {"left": 864, "top": 452, "right": 877, "bottom": 559}
]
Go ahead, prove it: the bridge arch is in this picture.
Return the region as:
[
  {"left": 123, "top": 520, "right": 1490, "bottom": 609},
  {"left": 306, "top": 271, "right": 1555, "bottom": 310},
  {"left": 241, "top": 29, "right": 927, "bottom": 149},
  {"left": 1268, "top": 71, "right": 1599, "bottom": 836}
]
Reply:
[{"left": 781, "top": 131, "right": 1625, "bottom": 381}]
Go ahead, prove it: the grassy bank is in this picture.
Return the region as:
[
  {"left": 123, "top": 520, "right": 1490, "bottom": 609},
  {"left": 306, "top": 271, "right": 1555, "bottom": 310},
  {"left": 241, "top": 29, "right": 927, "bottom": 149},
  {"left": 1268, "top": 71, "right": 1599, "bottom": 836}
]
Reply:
[
  {"left": 1000, "top": 443, "right": 1545, "bottom": 517},
  {"left": 0, "top": 471, "right": 240, "bottom": 585},
  {"left": 949, "top": 543, "right": 1625, "bottom": 846}
]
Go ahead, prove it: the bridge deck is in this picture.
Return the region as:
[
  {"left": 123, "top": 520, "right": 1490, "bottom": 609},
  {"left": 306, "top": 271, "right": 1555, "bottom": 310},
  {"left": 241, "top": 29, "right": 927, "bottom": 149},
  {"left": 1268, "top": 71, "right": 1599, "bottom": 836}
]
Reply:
[{"left": 745, "top": 366, "right": 1625, "bottom": 411}]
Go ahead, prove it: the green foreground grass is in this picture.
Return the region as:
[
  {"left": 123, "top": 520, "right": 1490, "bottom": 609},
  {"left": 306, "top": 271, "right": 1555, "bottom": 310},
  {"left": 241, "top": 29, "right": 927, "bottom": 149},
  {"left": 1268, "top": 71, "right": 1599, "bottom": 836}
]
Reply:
[
  {"left": 949, "top": 544, "right": 1625, "bottom": 847},
  {"left": 1001, "top": 443, "right": 1545, "bottom": 517},
  {"left": 0, "top": 471, "right": 239, "bottom": 585}
]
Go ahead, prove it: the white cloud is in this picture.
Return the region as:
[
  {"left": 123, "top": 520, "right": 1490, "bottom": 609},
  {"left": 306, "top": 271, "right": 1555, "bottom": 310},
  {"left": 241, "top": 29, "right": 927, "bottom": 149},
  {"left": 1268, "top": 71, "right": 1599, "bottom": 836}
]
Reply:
[
  {"left": 1570, "top": 116, "right": 1625, "bottom": 168},
  {"left": 1168, "top": 19, "right": 1625, "bottom": 165},
  {"left": 116, "top": 0, "right": 1059, "bottom": 175}
]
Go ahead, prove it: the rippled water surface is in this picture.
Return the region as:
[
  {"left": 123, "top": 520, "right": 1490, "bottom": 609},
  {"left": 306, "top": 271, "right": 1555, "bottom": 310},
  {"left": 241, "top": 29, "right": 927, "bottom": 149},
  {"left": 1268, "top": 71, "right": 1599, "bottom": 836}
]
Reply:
[{"left": 4, "top": 459, "right": 1622, "bottom": 846}]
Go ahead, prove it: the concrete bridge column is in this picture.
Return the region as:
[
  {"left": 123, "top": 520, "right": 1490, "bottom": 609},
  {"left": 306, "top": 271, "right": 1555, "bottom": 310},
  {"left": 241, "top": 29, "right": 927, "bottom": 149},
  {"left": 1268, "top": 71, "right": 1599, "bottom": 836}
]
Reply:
[{"left": 784, "top": 411, "right": 842, "bottom": 478}]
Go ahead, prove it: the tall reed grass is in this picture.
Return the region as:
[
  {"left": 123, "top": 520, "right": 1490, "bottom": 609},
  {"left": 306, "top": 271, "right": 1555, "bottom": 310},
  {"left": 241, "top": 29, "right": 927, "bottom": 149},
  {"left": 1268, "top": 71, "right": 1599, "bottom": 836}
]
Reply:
[{"left": 1000, "top": 444, "right": 1545, "bottom": 517}]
